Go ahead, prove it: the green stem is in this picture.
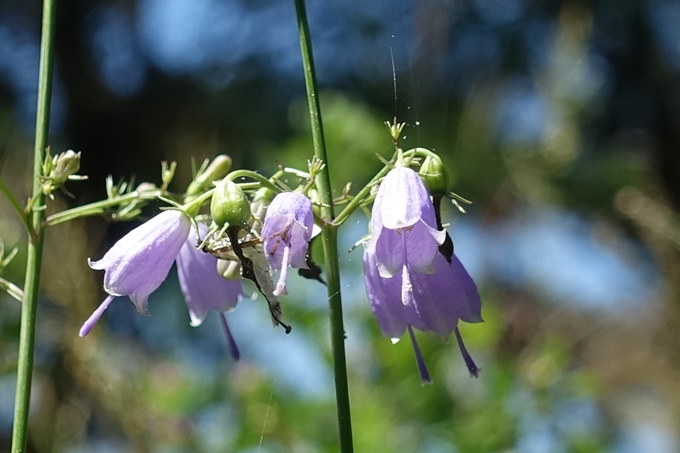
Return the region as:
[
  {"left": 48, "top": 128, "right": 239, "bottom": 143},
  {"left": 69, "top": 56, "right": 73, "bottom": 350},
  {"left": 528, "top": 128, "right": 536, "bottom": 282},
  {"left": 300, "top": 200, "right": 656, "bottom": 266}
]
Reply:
[
  {"left": 226, "top": 170, "right": 282, "bottom": 194},
  {"left": 11, "top": 0, "right": 56, "bottom": 451},
  {"left": 293, "top": 0, "right": 353, "bottom": 451},
  {"left": 45, "top": 190, "right": 162, "bottom": 226},
  {"left": 0, "top": 177, "right": 29, "bottom": 233}
]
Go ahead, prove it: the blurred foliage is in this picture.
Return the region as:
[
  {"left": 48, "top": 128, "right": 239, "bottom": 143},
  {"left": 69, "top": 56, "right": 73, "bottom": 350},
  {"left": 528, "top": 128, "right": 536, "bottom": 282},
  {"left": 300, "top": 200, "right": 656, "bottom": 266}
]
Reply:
[{"left": 1, "top": 0, "right": 680, "bottom": 452}]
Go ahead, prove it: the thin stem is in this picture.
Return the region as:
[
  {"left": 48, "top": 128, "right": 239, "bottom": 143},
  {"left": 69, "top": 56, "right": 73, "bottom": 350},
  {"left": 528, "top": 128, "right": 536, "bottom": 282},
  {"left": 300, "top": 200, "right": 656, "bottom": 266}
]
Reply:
[
  {"left": 11, "top": 0, "right": 56, "bottom": 451},
  {"left": 226, "top": 170, "right": 282, "bottom": 194},
  {"left": 333, "top": 161, "right": 391, "bottom": 226},
  {"left": 45, "top": 189, "right": 162, "bottom": 226},
  {"left": 0, "top": 177, "right": 29, "bottom": 233},
  {"left": 293, "top": 0, "right": 353, "bottom": 451}
]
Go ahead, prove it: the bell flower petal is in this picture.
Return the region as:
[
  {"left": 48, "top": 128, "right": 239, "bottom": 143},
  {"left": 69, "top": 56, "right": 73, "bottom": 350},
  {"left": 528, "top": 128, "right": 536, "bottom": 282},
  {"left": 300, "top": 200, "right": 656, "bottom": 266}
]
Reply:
[
  {"left": 176, "top": 223, "right": 242, "bottom": 360},
  {"left": 81, "top": 210, "right": 191, "bottom": 336},
  {"left": 363, "top": 243, "right": 483, "bottom": 381},
  {"left": 366, "top": 166, "right": 445, "bottom": 279},
  {"left": 176, "top": 223, "right": 242, "bottom": 327},
  {"left": 261, "top": 192, "right": 314, "bottom": 296}
]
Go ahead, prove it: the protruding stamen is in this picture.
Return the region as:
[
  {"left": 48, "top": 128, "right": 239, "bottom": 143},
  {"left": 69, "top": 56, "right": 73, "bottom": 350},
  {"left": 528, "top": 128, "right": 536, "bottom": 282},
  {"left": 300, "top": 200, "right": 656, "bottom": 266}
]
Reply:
[
  {"left": 219, "top": 312, "right": 240, "bottom": 361},
  {"left": 401, "top": 265, "right": 413, "bottom": 306},
  {"left": 454, "top": 327, "right": 480, "bottom": 378},
  {"left": 79, "top": 295, "right": 115, "bottom": 337},
  {"left": 273, "top": 245, "right": 290, "bottom": 296},
  {"left": 407, "top": 325, "right": 432, "bottom": 385}
]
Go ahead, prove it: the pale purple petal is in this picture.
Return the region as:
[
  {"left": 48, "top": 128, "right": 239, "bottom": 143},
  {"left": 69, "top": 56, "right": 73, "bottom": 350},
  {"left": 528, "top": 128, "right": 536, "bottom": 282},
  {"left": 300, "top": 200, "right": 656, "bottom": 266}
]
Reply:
[
  {"left": 369, "top": 166, "right": 444, "bottom": 278},
  {"left": 410, "top": 252, "right": 483, "bottom": 338},
  {"left": 262, "top": 192, "right": 313, "bottom": 289},
  {"left": 363, "top": 249, "right": 423, "bottom": 339},
  {"left": 88, "top": 210, "right": 191, "bottom": 314},
  {"left": 374, "top": 167, "right": 439, "bottom": 230},
  {"left": 176, "top": 223, "right": 242, "bottom": 327}
]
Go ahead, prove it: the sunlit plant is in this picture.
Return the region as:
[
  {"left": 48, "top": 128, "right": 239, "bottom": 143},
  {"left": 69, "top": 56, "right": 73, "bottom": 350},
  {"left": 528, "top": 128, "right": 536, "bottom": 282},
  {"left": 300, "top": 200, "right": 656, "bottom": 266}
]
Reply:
[{"left": 0, "top": 0, "right": 483, "bottom": 451}]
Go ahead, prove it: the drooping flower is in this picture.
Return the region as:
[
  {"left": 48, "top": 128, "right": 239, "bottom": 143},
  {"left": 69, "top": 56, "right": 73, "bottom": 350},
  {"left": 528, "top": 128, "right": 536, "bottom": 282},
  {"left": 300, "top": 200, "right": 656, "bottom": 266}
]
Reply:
[
  {"left": 364, "top": 166, "right": 447, "bottom": 306},
  {"left": 363, "top": 163, "right": 482, "bottom": 383},
  {"left": 80, "top": 210, "right": 191, "bottom": 337},
  {"left": 261, "top": 192, "right": 313, "bottom": 296},
  {"left": 363, "top": 247, "right": 482, "bottom": 384},
  {"left": 176, "top": 223, "right": 242, "bottom": 359}
]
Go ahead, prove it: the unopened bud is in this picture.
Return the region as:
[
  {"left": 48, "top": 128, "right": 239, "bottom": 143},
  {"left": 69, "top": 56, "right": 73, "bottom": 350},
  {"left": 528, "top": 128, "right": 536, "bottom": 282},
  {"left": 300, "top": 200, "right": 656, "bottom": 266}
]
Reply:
[
  {"left": 51, "top": 150, "right": 81, "bottom": 185},
  {"left": 210, "top": 179, "right": 251, "bottom": 228},
  {"left": 251, "top": 187, "right": 275, "bottom": 225},
  {"left": 186, "top": 155, "right": 233, "bottom": 197},
  {"left": 419, "top": 154, "right": 449, "bottom": 196}
]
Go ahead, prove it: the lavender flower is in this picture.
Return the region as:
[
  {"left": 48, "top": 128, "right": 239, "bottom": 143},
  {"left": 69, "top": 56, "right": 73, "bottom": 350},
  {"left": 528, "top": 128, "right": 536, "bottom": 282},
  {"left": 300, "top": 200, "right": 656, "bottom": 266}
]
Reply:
[
  {"left": 261, "top": 192, "right": 313, "bottom": 296},
  {"left": 176, "top": 224, "right": 242, "bottom": 359},
  {"left": 364, "top": 248, "right": 482, "bottom": 384},
  {"left": 80, "top": 210, "right": 191, "bottom": 337},
  {"left": 363, "top": 165, "right": 481, "bottom": 384},
  {"left": 365, "top": 166, "right": 446, "bottom": 306}
]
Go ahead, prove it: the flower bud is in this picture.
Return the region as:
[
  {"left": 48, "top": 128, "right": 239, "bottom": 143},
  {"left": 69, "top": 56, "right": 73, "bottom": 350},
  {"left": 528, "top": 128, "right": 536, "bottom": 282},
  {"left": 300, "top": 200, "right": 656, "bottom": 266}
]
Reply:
[
  {"left": 250, "top": 187, "right": 275, "bottom": 226},
  {"left": 135, "top": 182, "right": 158, "bottom": 194},
  {"left": 51, "top": 150, "right": 81, "bottom": 184},
  {"left": 419, "top": 154, "right": 449, "bottom": 197},
  {"left": 186, "top": 155, "right": 233, "bottom": 197},
  {"left": 210, "top": 179, "right": 252, "bottom": 228}
]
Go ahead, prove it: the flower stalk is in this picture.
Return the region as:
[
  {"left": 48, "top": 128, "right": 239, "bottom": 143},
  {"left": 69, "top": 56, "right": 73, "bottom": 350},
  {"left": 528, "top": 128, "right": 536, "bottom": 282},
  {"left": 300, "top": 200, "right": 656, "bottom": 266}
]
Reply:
[
  {"left": 293, "top": 0, "right": 354, "bottom": 450},
  {"left": 11, "top": 0, "right": 57, "bottom": 451}
]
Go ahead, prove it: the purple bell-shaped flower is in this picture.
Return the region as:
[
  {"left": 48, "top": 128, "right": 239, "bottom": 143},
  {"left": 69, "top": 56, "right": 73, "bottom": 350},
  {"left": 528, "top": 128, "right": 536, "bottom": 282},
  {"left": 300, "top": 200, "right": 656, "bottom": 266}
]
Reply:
[
  {"left": 363, "top": 165, "right": 482, "bottom": 384},
  {"left": 80, "top": 210, "right": 191, "bottom": 337},
  {"left": 176, "top": 223, "right": 242, "bottom": 359},
  {"left": 261, "top": 192, "right": 314, "bottom": 296}
]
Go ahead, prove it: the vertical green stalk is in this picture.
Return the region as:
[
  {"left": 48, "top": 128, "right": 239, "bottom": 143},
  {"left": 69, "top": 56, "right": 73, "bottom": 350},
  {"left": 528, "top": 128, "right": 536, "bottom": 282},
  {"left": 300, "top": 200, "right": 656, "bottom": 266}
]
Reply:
[
  {"left": 11, "top": 0, "right": 56, "bottom": 451},
  {"left": 293, "top": 0, "right": 354, "bottom": 451}
]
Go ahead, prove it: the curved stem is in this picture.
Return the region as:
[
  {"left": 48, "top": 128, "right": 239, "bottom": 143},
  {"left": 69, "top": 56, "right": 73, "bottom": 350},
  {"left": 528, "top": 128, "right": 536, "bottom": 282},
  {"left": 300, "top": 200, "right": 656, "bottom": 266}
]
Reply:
[
  {"left": 226, "top": 170, "right": 282, "bottom": 194},
  {"left": 11, "top": 0, "right": 56, "bottom": 450},
  {"left": 0, "top": 177, "right": 29, "bottom": 233},
  {"left": 293, "top": 0, "right": 353, "bottom": 451},
  {"left": 45, "top": 189, "right": 163, "bottom": 226}
]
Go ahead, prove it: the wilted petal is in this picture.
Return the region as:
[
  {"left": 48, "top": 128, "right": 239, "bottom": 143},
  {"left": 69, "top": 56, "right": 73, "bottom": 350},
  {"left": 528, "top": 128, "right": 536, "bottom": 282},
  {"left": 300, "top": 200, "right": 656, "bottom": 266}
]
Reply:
[
  {"left": 176, "top": 223, "right": 242, "bottom": 327},
  {"left": 262, "top": 192, "right": 314, "bottom": 293},
  {"left": 89, "top": 210, "right": 191, "bottom": 314}
]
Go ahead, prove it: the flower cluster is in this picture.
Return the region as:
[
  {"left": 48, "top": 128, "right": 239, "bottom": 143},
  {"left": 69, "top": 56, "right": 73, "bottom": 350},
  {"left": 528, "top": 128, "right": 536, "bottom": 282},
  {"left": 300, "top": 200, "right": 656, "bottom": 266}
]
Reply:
[
  {"left": 81, "top": 184, "right": 315, "bottom": 360},
  {"left": 80, "top": 153, "right": 482, "bottom": 383},
  {"left": 363, "top": 164, "right": 482, "bottom": 384}
]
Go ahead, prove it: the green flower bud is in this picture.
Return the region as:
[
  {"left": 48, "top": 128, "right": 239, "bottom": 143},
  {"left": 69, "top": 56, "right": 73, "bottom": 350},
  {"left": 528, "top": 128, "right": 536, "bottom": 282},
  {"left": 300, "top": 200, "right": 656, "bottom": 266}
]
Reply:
[
  {"left": 217, "top": 259, "right": 241, "bottom": 281},
  {"left": 186, "top": 155, "right": 233, "bottom": 197},
  {"left": 210, "top": 178, "right": 252, "bottom": 228},
  {"left": 419, "top": 154, "right": 449, "bottom": 196}
]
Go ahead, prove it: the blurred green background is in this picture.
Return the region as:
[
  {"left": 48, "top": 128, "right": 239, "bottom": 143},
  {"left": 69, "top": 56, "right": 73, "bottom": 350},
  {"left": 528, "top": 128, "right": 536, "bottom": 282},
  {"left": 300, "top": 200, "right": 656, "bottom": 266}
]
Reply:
[{"left": 1, "top": 0, "right": 680, "bottom": 452}]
